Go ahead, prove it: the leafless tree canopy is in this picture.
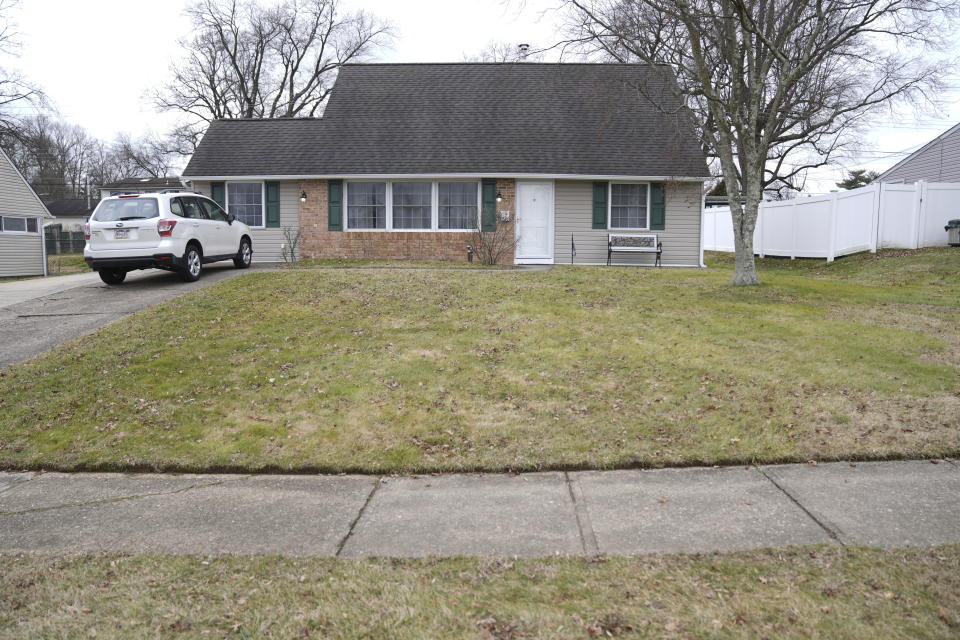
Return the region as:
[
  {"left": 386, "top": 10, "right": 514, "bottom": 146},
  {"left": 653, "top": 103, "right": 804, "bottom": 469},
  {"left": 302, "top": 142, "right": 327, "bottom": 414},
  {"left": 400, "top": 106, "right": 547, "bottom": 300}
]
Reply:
[
  {"left": 154, "top": 0, "right": 391, "bottom": 151},
  {"left": 561, "top": 0, "right": 957, "bottom": 284},
  {"left": 1, "top": 117, "right": 177, "bottom": 201},
  {"left": 0, "top": 0, "right": 43, "bottom": 134}
]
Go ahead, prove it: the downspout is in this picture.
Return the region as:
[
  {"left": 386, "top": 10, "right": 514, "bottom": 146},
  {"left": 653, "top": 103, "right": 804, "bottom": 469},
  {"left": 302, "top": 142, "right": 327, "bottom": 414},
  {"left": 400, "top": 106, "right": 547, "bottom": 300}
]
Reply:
[
  {"left": 699, "top": 181, "right": 707, "bottom": 268},
  {"left": 41, "top": 216, "right": 48, "bottom": 277}
]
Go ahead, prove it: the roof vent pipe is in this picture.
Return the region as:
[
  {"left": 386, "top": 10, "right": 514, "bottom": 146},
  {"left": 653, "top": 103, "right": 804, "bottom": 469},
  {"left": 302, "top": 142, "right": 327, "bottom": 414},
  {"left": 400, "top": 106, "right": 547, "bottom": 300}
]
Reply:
[{"left": 517, "top": 43, "right": 530, "bottom": 61}]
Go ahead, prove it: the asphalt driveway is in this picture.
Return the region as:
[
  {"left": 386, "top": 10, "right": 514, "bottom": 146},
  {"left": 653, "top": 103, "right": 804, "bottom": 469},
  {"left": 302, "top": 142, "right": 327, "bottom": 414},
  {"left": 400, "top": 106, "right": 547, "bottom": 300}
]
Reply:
[{"left": 0, "top": 264, "right": 258, "bottom": 369}]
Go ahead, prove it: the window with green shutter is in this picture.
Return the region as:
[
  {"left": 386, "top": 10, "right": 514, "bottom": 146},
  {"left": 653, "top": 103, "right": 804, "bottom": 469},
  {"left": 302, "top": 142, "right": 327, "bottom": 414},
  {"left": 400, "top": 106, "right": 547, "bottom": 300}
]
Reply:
[
  {"left": 210, "top": 182, "right": 225, "bottom": 209},
  {"left": 481, "top": 179, "right": 497, "bottom": 231},
  {"left": 592, "top": 182, "right": 608, "bottom": 229},
  {"left": 328, "top": 180, "right": 343, "bottom": 231},
  {"left": 265, "top": 181, "right": 280, "bottom": 227},
  {"left": 650, "top": 182, "right": 666, "bottom": 230}
]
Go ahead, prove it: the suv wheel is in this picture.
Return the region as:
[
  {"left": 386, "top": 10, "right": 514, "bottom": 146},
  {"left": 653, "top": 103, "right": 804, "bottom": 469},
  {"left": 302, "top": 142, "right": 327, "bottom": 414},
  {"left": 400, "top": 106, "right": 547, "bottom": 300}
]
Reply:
[
  {"left": 233, "top": 238, "right": 252, "bottom": 269},
  {"left": 99, "top": 269, "right": 126, "bottom": 285},
  {"left": 179, "top": 245, "right": 203, "bottom": 282}
]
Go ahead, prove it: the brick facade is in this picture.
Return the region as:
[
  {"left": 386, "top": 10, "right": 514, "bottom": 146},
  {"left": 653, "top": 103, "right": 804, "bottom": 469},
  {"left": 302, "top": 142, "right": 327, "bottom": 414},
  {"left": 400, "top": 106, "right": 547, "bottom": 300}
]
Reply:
[{"left": 298, "top": 179, "right": 516, "bottom": 264}]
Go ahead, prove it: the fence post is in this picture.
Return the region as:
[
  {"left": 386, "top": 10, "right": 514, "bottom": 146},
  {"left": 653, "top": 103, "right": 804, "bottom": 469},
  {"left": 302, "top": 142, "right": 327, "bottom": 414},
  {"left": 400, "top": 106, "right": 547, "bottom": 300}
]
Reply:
[
  {"left": 909, "top": 182, "right": 923, "bottom": 249},
  {"left": 757, "top": 202, "right": 765, "bottom": 258},
  {"left": 790, "top": 200, "right": 798, "bottom": 259},
  {"left": 869, "top": 182, "right": 880, "bottom": 253},
  {"left": 915, "top": 181, "right": 928, "bottom": 249},
  {"left": 827, "top": 191, "right": 839, "bottom": 262}
]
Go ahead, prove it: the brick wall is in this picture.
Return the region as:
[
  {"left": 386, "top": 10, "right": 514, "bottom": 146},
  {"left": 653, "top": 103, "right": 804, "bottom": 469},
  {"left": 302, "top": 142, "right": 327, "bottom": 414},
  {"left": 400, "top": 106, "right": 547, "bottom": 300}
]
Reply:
[{"left": 298, "top": 179, "right": 516, "bottom": 264}]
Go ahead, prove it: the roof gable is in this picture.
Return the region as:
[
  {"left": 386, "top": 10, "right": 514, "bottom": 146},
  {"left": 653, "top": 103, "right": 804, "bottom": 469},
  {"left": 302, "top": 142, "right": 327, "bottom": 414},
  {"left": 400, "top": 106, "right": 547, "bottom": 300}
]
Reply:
[{"left": 184, "top": 63, "right": 709, "bottom": 179}]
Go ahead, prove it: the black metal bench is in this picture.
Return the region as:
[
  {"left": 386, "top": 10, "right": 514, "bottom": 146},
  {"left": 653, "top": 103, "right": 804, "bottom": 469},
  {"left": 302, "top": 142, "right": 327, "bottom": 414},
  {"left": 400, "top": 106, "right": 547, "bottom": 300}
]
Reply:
[{"left": 607, "top": 233, "right": 662, "bottom": 266}]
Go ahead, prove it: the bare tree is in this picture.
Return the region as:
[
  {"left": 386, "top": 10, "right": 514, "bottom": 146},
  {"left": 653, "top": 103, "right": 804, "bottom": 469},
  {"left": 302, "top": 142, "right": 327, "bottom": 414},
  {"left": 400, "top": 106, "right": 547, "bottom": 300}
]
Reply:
[
  {"left": 464, "top": 41, "right": 545, "bottom": 62},
  {"left": 561, "top": 0, "right": 956, "bottom": 284},
  {"left": 111, "top": 133, "right": 178, "bottom": 179},
  {"left": 0, "top": 0, "right": 42, "bottom": 135},
  {"left": 155, "top": 0, "right": 391, "bottom": 152}
]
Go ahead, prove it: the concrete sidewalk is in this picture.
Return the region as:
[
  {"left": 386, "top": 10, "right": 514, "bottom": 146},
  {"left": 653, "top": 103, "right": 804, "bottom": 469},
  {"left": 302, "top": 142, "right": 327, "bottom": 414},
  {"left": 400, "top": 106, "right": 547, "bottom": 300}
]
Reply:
[{"left": 1, "top": 459, "right": 957, "bottom": 557}]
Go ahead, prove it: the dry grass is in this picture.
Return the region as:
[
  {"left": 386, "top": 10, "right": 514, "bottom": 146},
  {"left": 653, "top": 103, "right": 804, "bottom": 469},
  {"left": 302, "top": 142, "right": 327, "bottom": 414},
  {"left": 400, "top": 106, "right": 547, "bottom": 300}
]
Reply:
[
  {"left": 1, "top": 545, "right": 959, "bottom": 639},
  {"left": 0, "top": 248, "right": 957, "bottom": 473}
]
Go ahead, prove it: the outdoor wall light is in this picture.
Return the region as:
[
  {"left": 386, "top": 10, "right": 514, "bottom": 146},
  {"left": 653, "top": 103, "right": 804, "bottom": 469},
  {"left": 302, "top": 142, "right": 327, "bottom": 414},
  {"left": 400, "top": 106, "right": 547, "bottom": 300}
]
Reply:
[
  {"left": 495, "top": 191, "right": 503, "bottom": 203},
  {"left": 300, "top": 191, "right": 308, "bottom": 203}
]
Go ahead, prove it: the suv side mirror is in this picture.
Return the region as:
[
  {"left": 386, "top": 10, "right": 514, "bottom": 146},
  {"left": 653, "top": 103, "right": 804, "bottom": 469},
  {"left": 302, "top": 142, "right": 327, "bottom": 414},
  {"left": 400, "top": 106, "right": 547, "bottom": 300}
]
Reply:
[{"left": 226, "top": 213, "right": 235, "bottom": 224}]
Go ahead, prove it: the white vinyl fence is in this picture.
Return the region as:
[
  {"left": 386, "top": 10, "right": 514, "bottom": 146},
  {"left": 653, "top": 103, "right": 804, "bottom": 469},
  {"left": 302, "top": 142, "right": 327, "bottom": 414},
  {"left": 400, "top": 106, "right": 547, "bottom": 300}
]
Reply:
[{"left": 702, "top": 181, "right": 960, "bottom": 261}]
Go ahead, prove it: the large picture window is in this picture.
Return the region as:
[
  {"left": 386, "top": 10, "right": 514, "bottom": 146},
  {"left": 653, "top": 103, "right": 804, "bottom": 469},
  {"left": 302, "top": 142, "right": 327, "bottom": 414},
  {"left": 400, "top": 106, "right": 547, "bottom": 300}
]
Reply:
[
  {"left": 438, "top": 182, "right": 479, "bottom": 230},
  {"left": 347, "top": 182, "right": 387, "bottom": 229},
  {"left": 392, "top": 182, "right": 432, "bottom": 229},
  {"left": 344, "top": 180, "right": 479, "bottom": 231},
  {"left": 610, "top": 183, "right": 649, "bottom": 230},
  {"left": 227, "top": 182, "right": 264, "bottom": 227}
]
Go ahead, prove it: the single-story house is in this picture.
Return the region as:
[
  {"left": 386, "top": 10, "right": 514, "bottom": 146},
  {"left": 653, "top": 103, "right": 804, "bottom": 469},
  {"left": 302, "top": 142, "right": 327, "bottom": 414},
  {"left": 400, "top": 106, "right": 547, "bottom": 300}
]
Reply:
[
  {"left": 44, "top": 198, "right": 97, "bottom": 231},
  {"left": 0, "top": 147, "right": 52, "bottom": 277},
  {"left": 879, "top": 121, "right": 960, "bottom": 183},
  {"left": 182, "top": 63, "right": 710, "bottom": 265},
  {"left": 99, "top": 177, "right": 186, "bottom": 200}
]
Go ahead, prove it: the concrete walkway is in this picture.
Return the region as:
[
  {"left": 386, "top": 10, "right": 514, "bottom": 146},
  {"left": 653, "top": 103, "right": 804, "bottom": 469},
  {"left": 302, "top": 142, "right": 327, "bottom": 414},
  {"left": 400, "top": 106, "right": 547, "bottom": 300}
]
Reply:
[{"left": 1, "top": 459, "right": 957, "bottom": 557}]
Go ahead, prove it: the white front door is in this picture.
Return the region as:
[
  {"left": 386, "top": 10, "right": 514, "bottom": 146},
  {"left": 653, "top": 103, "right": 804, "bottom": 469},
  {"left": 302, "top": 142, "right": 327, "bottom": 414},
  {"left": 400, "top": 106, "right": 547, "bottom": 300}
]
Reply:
[{"left": 515, "top": 181, "right": 554, "bottom": 263}]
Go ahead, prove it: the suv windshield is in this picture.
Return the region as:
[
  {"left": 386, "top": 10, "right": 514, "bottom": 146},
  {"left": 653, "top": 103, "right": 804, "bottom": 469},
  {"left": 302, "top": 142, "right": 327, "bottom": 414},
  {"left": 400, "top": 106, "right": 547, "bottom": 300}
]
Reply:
[{"left": 93, "top": 198, "right": 160, "bottom": 222}]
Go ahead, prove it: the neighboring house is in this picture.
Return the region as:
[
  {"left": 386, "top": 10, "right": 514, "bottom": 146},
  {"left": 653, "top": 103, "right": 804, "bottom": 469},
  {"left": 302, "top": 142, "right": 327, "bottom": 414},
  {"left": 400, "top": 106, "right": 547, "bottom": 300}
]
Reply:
[
  {"left": 182, "top": 63, "right": 710, "bottom": 265},
  {"left": 879, "top": 122, "right": 960, "bottom": 183},
  {"left": 99, "top": 177, "right": 186, "bottom": 199},
  {"left": 0, "top": 148, "right": 52, "bottom": 277},
  {"left": 45, "top": 199, "right": 97, "bottom": 231}
]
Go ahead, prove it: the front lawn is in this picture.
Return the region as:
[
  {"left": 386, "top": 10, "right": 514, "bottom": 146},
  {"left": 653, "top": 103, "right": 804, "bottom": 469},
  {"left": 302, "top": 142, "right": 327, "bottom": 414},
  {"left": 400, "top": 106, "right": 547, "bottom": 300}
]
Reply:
[
  {"left": 2, "top": 545, "right": 958, "bottom": 639},
  {"left": 0, "top": 248, "right": 957, "bottom": 473}
]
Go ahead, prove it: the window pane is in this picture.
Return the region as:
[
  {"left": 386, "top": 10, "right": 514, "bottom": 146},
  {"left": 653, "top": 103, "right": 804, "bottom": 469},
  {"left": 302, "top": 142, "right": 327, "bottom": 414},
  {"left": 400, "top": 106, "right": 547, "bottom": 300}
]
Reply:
[
  {"left": 392, "top": 182, "right": 431, "bottom": 229},
  {"left": 610, "top": 183, "right": 648, "bottom": 229},
  {"left": 93, "top": 198, "right": 160, "bottom": 222},
  {"left": 227, "top": 183, "right": 263, "bottom": 226},
  {"left": 26, "top": 218, "right": 38, "bottom": 233},
  {"left": 200, "top": 199, "right": 227, "bottom": 222},
  {"left": 438, "top": 182, "right": 478, "bottom": 229},
  {"left": 2, "top": 216, "right": 27, "bottom": 232},
  {"left": 347, "top": 182, "right": 386, "bottom": 229}
]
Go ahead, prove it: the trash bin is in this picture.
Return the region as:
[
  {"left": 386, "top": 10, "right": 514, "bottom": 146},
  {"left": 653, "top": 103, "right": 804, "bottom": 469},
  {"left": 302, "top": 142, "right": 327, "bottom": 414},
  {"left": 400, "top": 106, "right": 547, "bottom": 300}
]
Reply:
[{"left": 946, "top": 219, "right": 960, "bottom": 246}]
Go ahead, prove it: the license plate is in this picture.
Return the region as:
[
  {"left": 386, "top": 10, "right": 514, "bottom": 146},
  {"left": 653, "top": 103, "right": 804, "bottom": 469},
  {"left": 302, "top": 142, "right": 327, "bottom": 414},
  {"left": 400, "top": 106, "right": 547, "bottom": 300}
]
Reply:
[{"left": 113, "top": 229, "right": 130, "bottom": 240}]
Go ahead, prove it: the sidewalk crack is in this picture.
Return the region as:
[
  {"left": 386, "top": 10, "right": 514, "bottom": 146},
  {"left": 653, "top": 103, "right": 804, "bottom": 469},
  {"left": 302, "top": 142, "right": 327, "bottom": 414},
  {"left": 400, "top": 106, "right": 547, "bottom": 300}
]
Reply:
[
  {"left": 565, "top": 472, "right": 600, "bottom": 557},
  {"left": 757, "top": 467, "right": 845, "bottom": 545},
  {"left": 335, "top": 477, "right": 381, "bottom": 557},
  {"left": 0, "top": 476, "right": 250, "bottom": 516}
]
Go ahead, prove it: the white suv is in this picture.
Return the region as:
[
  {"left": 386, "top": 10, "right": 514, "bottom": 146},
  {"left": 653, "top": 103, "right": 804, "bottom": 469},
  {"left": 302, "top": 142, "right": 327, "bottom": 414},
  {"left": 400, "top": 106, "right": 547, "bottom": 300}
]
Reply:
[{"left": 84, "top": 191, "right": 253, "bottom": 285}]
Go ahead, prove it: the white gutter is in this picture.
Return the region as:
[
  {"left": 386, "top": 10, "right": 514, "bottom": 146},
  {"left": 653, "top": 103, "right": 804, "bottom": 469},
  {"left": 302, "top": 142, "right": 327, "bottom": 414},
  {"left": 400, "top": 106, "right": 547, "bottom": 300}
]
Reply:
[{"left": 183, "top": 173, "right": 713, "bottom": 182}]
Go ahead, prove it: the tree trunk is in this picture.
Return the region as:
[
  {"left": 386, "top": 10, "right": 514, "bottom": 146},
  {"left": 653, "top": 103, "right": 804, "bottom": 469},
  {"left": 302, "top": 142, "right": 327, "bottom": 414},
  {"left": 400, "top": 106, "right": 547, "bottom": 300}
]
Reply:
[{"left": 731, "top": 198, "right": 760, "bottom": 285}]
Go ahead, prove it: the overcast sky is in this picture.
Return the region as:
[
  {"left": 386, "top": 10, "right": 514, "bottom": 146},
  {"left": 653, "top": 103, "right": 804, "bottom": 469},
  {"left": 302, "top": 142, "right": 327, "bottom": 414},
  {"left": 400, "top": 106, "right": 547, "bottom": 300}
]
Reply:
[{"left": 10, "top": 0, "right": 959, "bottom": 192}]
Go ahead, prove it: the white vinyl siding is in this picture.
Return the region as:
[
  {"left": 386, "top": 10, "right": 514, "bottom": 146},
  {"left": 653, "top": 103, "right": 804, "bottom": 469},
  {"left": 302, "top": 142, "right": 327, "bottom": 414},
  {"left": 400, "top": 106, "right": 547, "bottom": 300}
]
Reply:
[
  {"left": 881, "top": 124, "right": 960, "bottom": 183},
  {"left": 555, "top": 180, "right": 703, "bottom": 266},
  {"left": 193, "top": 181, "right": 299, "bottom": 262},
  {"left": 0, "top": 149, "right": 49, "bottom": 277}
]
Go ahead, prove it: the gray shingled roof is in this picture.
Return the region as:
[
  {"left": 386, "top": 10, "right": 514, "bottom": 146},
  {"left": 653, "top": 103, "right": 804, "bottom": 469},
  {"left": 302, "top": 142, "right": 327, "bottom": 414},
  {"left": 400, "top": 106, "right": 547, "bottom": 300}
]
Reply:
[{"left": 183, "top": 63, "right": 709, "bottom": 178}]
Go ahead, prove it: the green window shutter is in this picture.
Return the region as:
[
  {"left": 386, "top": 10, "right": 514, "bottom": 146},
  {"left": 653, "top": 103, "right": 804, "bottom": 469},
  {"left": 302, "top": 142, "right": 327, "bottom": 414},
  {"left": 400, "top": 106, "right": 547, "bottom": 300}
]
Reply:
[
  {"left": 481, "top": 179, "right": 497, "bottom": 232},
  {"left": 650, "top": 182, "right": 666, "bottom": 231},
  {"left": 265, "top": 181, "right": 281, "bottom": 227},
  {"left": 211, "top": 182, "right": 225, "bottom": 209},
  {"left": 592, "top": 182, "right": 608, "bottom": 229},
  {"left": 328, "top": 180, "right": 343, "bottom": 231}
]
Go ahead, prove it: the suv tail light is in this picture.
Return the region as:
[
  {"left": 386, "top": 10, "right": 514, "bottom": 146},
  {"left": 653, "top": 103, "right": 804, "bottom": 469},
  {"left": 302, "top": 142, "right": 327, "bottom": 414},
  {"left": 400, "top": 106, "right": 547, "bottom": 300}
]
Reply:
[
  {"left": 83, "top": 222, "right": 90, "bottom": 240},
  {"left": 157, "top": 219, "right": 177, "bottom": 237}
]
